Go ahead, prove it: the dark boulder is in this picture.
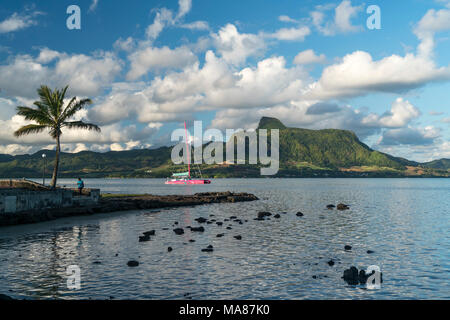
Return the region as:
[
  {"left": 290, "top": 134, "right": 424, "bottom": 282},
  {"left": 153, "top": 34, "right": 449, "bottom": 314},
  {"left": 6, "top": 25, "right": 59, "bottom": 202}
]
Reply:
[
  {"left": 195, "top": 217, "right": 208, "bottom": 223},
  {"left": 191, "top": 226, "right": 205, "bottom": 232},
  {"left": 337, "top": 203, "right": 350, "bottom": 210},
  {"left": 201, "top": 245, "right": 214, "bottom": 252},
  {"left": 344, "top": 245, "right": 352, "bottom": 251},
  {"left": 274, "top": 214, "right": 281, "bottom": 219},
  {"left": 326, "top": 204, "right": 335, "bottom": 209},
  {"left": 216, "top": 222, "right": 223, "bottom": 226},
  {"left": 342, "top": 266, "right": 359, "bottom": 285},
  {"left": 143, "top": 230, "right": 155, "bottom": 236},
  {"left": 173, "top": 228, "right": 184, "bottom": 235},
  {"left": 234, "top": 235, "right": 242, "bottom": 240},
  {"left": 168, "top": 247, "right": 173, "bottom": 252},
  {"left": 127, "top": 260, "right": 139, "bottom": 267},
  {"left": 327, "top": 259, "right": 335, "bottom": 266},
  {"left": 257, "top": 212, "right": 272, "bottom": 219},
  {"left": 230, "top": 216, "right": 237, "bottom": 219},
  {"left": 342, "top": 266, "right": 383, "bottom": 285},
  {"left": 139, "top": 235, "right": 151, "bottom": 242},
  {"left": 367, "top": 250, "right": 374, "bottom": 254},
  {"left": 296, "top": 212, "right": 304, "bottom": 217},
  {"left": 216, "top": 233, "right": 225, "bottom": 238}
]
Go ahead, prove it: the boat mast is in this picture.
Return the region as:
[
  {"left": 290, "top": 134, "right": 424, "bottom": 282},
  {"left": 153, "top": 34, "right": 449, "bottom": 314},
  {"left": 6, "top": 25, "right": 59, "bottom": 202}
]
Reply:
[{"left": 184, "top": 121, "right": 191, "bottom": 178}]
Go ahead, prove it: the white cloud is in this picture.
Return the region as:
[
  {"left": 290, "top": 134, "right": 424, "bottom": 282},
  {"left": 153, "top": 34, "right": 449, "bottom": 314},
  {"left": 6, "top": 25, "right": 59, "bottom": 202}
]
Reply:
[
  {"left": 0, "top": 49, "right": 122, "bottom": 98},
  {"left": 176, "top": 0, "right": 192, "bottom": 20},
  {"left": 311, "top": 0, "right": 363, "bottom": 36},
  {"left": 334, "top": 0, "right": 362, "bottom": 33},
  {"left": 114, "top": 37, "right": 136, "bottom": 52},
  {"left": 145, "top": 0, "right": 199, "bottom": 41},
  {"left": 278, "top": 15, "right": 298, "bottom": 23},
  {"left": 268, "top": 26, "right": 311, "bottom": 41},
  {"left": 212, "top": 24, "right": 266, "bottom": 65},
  {"left": 0, "top": 12, "right": 40, "bottom": 34},
  {"left": 294, "top": 49, "right": 326, "bottom": 65},
  {"left": 0, "top": 144, "right": 32, "bottom": 155},
  {"left": 414, "top": 6, "right": 450, "bottom": 57},
  {"left": 378, "top": 126, "right": 441, "bottom": 146},
  {"left": 89, "top": 0, "right": 99, "bottom": 13},
  {"left": 126, "top": 46, "right": 197, "bottom": 80},
  {"left": 362, "top": 98, "right": 421, "bottom": 128},
  {"left": 305, "top": 51, "right": 450, "bottom": 100},
  {"left": 180, "top": 21, "right": 209, "bottom": 30}
]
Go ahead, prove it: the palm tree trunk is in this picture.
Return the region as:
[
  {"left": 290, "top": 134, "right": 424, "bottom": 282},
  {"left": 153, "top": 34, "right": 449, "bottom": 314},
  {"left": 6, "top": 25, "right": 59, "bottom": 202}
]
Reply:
[{"left": 50, "top": 135, "right": 61, "bottom": 189}]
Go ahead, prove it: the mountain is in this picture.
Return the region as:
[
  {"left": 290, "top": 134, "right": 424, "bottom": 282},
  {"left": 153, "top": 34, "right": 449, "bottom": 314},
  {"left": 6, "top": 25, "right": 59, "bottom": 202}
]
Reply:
[
  {"left": 258, "top": 117, "right": 410, "bottom": 170},
  {"left": 0, "top": 117, "right": 448, "bottom": 178},
  {"left": 421, "top": 158, "right": 450, "bottom": 170}
]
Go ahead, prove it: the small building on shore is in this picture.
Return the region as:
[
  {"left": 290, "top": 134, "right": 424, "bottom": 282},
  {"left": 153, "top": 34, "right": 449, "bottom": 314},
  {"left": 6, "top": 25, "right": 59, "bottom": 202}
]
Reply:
[{"left": 0, "top": 179, "right": 100, "bottom": 214}]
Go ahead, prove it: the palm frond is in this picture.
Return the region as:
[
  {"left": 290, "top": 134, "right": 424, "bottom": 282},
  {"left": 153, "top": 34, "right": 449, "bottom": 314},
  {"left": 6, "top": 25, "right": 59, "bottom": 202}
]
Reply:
[
  {"left": 37, "top": 85, "right": 57, "bottom": 119},
  {"left": 16, "top": 106, "right": 54, "bottom": 125},
  {"left": 61, "top": 98, "right": 93, "bottom": 121},
  {"left": 63, "top": 121, "right": 101, "bottom": 132},
  {"left": 14, "top": 124, "right": 48, "bottom": 137}
]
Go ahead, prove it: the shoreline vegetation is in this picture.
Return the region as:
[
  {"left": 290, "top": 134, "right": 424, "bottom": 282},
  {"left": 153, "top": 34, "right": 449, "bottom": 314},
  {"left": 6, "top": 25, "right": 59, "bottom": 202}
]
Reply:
[{"left": 0, "top": 192, "right": 258, "bottom": 227}]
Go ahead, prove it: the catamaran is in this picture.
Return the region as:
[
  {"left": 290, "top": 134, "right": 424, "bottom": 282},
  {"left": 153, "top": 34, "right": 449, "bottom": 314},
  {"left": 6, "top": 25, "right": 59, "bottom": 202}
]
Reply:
[{"left": 165, "top": 122, "right": 211, "bottom": 185}]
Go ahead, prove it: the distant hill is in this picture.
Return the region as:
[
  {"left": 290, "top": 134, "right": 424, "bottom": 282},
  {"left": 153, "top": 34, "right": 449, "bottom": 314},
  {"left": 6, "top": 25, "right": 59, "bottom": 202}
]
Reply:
[
  {"left": 0, "top": 117, "right": 448, "bottom": 178},
  {"left": 258, "top": 117, "right": 408, "bottom": 170},
  {"left": 421, "top": 158, "right": 450, "bottom": 170}
]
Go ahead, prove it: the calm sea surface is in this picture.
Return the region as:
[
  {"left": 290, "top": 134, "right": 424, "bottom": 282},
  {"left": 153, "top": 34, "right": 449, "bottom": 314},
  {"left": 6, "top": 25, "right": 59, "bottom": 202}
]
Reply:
[{"left": 0, "top": 178, "right": 449, "bottom": 300}]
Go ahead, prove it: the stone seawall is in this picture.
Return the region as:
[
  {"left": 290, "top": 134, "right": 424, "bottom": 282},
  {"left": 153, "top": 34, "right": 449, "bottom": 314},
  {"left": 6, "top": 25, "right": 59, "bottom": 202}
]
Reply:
[{"left": 0, "top": 192, "right": 259, "bottom": 227}]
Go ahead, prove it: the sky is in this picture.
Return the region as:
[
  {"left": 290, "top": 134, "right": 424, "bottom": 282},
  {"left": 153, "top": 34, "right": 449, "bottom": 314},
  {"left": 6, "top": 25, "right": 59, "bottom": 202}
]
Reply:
[{"left": 0, "top": 0, "right": 449, "bottom": 162}]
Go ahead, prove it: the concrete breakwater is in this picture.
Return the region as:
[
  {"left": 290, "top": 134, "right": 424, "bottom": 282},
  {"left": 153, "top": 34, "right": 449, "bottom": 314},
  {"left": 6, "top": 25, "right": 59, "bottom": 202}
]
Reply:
[{"left": 0, "top": 192, "right": 259, "bottom": 227}]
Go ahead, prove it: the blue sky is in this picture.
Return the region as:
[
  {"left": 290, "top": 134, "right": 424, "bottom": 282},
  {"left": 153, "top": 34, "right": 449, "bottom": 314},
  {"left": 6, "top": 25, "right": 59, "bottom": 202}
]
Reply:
[{"left": 0, "top": 0, "right": 449, "bottom": 162}]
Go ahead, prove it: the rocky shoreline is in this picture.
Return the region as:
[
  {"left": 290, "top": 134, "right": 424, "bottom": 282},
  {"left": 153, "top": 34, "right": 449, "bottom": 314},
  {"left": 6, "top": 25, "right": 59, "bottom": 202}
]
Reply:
[{"left": 0, "top": 192, "right": 259, "bottom": 227}]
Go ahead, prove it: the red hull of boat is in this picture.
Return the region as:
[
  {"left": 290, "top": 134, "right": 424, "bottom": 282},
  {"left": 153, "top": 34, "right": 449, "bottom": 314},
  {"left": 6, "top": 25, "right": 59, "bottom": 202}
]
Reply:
[{"left": 165, "top": 179, "right": 211, "bottom": 185}]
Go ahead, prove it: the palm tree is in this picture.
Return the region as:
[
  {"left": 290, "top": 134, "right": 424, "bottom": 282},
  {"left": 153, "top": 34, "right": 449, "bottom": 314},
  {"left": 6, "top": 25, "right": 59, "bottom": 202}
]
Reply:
[{"left": 14, "top": 85, "right": 101, "bottom": 188}]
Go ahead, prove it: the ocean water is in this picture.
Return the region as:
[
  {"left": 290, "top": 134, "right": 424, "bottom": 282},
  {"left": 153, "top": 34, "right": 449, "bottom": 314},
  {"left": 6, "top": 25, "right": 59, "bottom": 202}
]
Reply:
[{"left": 0, "top": 178, "right": 449, "bottom": 300}]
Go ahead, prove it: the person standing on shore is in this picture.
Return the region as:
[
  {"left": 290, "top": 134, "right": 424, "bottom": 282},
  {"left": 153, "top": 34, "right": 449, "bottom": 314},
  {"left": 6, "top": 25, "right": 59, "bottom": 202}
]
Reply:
[{"left": 77, "top": 178, "right": 84, "bottom": 195}]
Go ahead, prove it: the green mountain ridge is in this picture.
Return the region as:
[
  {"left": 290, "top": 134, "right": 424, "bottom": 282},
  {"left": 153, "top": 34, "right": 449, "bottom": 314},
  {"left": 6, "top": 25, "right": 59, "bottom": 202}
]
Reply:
[{"left": 0, "top": 117, "right": 448, "bottom": 178}]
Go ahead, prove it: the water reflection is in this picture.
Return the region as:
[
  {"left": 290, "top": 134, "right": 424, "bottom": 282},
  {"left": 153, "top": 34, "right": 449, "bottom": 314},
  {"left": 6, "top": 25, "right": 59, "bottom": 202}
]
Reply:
[{"left": 0, "top": 178, "right": 449, "bottom": 299}]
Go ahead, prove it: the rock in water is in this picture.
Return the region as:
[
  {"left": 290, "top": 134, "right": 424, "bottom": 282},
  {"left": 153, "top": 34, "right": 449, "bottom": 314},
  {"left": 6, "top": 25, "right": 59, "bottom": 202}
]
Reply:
[
  {"left": 195, "top": 217, "right": 208, "bottom": 223},
  {"left": 326, "top": 205, "right": 335, "bottom": 209},
  {"left": 173, "top": 228, "right": 184, "bottom": 235},
  {"left": 201, "top": 245, "right": 214, "bottom": 252},
  {"left": 216, "top": 222, "right": 223, "bottom": 226},
  {"left": 344, "top": 245, "right": 352, "bottom": 251},
  {"left": 342, "top": 266, "right": 359, "bottom": 285},
  {"left": 296, "top": 212, "right": 304, "bottom": 217},
  {"left": 216, "top": 233, "right": 225, "bottom": 238},
  {"left": 234, "top": 235, "right": 242, "bottom": 240},
  {"left": 167, "top": 247, "right": 173, "bottom": 252},
  {"left": 342, "top": 266, "right": 383, "bottom": 285},
  {"left": 127, "top": 260, "right": 139, "bottom": 267},
  {"left": 191, "top": 226, "right": 205, "bottom": 232},
  {"left": 257, "top": 212, "right": 272, "bottom": 219},
  {"left": 274, "top": 214, "right": 281, "bottom": 219},
  {"left": 139, "top": 235, "right": 151, "bottom": 242},
  {"left": 337, "top": 203, "right": 350, "bottom": 210},
  {"left": 143, "top": 230, "right": 155, "bottom": 236},
  {"left": 327, "top": 259, "right": 335, "bottom": 266},
  {"left": 367, "top": 250, "right": 374, "bottom": 254}
]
